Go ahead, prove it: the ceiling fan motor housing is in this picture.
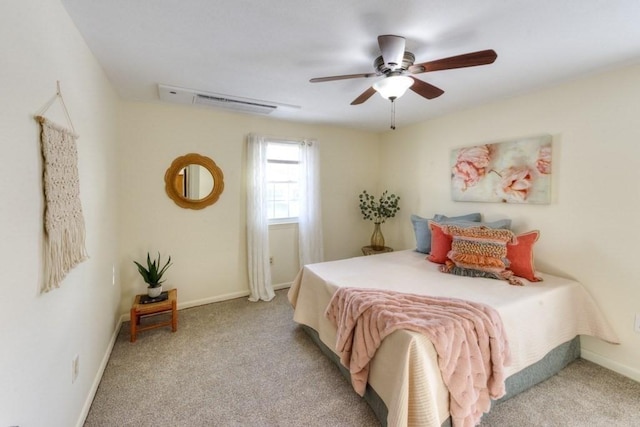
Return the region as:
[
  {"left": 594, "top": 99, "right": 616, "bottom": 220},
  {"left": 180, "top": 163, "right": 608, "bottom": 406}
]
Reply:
[{"left": 375, "top": 52, "right": 415, "bottom": 74}]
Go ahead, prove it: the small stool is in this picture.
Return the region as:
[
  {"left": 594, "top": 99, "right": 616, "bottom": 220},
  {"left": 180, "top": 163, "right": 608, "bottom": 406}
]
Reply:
[{"left": 130, "top": 288, "right": 177, "bottom": 342}]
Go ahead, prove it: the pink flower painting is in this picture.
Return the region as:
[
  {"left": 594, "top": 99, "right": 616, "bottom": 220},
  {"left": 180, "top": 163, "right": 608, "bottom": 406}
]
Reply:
[
  {"left": 536, "top": 145, "right": 552, "bottom": 174},
  {"left": 498, "top": 166, "right": 533, "bottom": 203},
  {"left": 450, "top": 135, "right": 552, "bottom": 204},
  {"left": 451, "top": 145, "right": 491, "bottom": 191}
]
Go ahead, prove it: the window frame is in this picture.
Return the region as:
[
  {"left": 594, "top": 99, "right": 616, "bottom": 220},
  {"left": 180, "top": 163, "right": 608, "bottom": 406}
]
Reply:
[{"left": 266, "top": 140, "right": 301, "bottom": 224}]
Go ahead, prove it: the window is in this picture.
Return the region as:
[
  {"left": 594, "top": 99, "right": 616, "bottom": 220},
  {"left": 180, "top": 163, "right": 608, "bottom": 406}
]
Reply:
[
  {"left": 246, "top": 134, "right": 323, "bottom": 297},
  {"left": 266, "top": 142, "right": 300, "bottom": 222}
]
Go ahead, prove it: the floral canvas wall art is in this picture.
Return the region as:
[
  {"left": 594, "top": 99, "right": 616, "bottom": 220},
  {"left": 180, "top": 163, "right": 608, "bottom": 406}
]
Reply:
[{"left": 451, "top": 135, "right": 552, "bottom": 204}]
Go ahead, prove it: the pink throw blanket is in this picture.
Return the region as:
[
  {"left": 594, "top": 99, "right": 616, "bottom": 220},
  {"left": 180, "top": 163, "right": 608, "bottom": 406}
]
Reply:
[{"left": 325, "top": 287, "right": 511, "bottom": 427}]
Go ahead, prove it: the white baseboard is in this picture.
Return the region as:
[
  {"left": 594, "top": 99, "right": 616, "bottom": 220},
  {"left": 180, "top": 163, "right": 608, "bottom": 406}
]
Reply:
[
  {"left": 75, "top": 316, "right": 123, "bottom": 427},
  {"left": 120, "top": 284, "right": 292, "bottom": 322},
  {"left": 178, "top": 290, "right": 252, "bottom": 311},
  {"left": 581, "top": 348, "right": 640, "bottom": 382},
  {"left": 273, "top": 282, "right": 292, "bottom": 291}
]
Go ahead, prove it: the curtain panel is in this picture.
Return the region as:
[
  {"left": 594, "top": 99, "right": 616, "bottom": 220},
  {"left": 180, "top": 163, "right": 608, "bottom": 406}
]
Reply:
[
  {"left": 298, "top": 139, "right": 324, "bottom": 266},
  {"left": 246, "top": 134, "right": 275, "bottom": 302}
]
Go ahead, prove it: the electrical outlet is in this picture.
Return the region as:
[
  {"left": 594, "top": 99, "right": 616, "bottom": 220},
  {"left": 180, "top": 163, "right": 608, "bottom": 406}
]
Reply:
[
  {"left": 269, "top": 256, "right": 273, "bottom": 265},
  {"left": 635, "top": 314, "right": 640, "bottom": 334},
  {"left": 72, "top": 354, "right": 79, "bottom": 383}
]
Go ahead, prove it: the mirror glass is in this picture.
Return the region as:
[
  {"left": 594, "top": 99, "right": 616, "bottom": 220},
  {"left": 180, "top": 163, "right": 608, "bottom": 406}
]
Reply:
[
  {"left": 174, "top": 165, "right": 215, "bottom": 201},
  {"left": 165, "top": 153, "right": 224, "bottom": 210}
]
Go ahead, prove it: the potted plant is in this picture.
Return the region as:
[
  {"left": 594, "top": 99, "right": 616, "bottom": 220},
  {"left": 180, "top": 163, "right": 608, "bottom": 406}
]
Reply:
[
  {"left": 134, "top": 252, "right": 173, "bottom": 298},
  {"left": 358, "top": 190, "right": 400, "bottom": 250}
]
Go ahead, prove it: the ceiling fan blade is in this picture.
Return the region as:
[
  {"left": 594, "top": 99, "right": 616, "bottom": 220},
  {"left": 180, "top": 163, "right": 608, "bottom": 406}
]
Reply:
[
  {"left": 378, "top": 35, "right": 405, "bottom": 69},
  {"left": 350, "top": 86, "right": 377, "bottom": 105},
  {"left": 310, "top": 72, "right": 377, "bottom": 83},
  {"left": 409, "top": 77, "right": 444, "bottom": 99},
  {"left": 409, "top": 49, "right": 498, "bottom": 74}
]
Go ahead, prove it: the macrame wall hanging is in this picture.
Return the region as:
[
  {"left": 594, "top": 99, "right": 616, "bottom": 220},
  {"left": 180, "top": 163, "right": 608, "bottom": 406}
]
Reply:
[{"left": 34, "top": 82, "right": 88, "bottom": 292}]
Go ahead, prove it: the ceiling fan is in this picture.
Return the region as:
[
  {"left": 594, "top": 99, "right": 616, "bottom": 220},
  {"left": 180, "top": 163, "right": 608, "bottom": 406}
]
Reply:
[{"left": 310, "top": 35, "right": 498, "bottom": 106}]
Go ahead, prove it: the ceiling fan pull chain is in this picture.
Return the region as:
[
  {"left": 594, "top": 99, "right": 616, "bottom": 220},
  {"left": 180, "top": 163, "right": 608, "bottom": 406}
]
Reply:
[{"left": 390, "top": 99, "right": 396, "bottom": 130}]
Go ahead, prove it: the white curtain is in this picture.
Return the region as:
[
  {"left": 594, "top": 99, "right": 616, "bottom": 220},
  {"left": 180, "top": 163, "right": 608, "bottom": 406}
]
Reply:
[
  {"left": 246, "top": 134, "right": 275, "bottom": 302},
  {"left": 298, "top": 140, "right": 324, "bottom": 266}
]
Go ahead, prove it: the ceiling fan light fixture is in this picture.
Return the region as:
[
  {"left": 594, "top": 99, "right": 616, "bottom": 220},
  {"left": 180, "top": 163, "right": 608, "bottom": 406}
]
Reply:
[{"left": 373, "top": 75, "right": 413, "bottom": 100}]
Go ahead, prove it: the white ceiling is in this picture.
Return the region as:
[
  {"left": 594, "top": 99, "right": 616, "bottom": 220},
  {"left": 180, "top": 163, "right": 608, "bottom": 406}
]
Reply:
[{"left": 61, "top": 0, "right": 640, "bottom": 132}]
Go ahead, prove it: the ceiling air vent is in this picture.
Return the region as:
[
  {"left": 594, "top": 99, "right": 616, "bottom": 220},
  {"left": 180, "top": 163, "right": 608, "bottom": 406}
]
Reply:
[
  {"left": 193, "top": 93, "right": 276, "bottom": 115},
  {"left": 158, "top": 84, "right": 299, "bottom": 116}
]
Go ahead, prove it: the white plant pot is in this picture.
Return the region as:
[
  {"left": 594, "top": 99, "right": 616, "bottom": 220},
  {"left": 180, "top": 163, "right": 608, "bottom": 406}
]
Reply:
[{"left": 147, "top": 285, "right": 162, "bottom": 298}]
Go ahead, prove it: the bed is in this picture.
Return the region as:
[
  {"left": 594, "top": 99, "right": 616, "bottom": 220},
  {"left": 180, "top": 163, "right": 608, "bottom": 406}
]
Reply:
[{"left": 287, "top": 250, "right": 618, "bottom": 427}]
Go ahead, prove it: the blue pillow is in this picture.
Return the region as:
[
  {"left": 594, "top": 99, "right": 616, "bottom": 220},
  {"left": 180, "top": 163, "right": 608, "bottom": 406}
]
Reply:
[
  {"left": 411, "top": 215, "right": 432, "bottom": 253},
  {"left": 432, "top": 213, "right": 482, "bottom": 223},
  {"left": 411, "top": 212, "right": 482, "bottom": 253}
]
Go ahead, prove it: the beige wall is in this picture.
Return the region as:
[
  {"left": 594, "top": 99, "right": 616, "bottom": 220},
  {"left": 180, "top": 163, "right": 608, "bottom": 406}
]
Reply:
[
  {"left": 269, "top": 223, "right": 300, "bottom": 287},
  {"left": 379, "top": 64, "right": 640, "bottom": 380},
  {"left": 118, "top": 101, "right": 379, "bottom": 313},
  {"left": 0, "top": 1, "right": 121, "bottom": 426}
]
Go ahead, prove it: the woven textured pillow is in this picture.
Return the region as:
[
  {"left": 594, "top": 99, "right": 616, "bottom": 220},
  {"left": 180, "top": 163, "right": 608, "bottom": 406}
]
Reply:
[
  {"left": 440, "top": 224, "right": 523, "bottom": 286},
  {"left": 426, "top": 219, "right": 512, "bottom": 265},
  {"left": 507, "top": 230, "right": 542, "bottom": 282}
]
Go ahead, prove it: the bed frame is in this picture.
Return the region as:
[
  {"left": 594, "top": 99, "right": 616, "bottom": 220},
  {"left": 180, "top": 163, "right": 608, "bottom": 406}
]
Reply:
[{"left": 301, "top": 325, "right": 580, "bottom": 426}]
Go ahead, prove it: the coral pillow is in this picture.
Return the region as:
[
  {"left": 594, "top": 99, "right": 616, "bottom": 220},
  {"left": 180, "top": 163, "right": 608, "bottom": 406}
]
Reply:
[
  {"left": 507, "top": 230, "right": 543, "bottom": 282},
  {"left": 426, "top": 222, "right": 453, "bottom": 264}
]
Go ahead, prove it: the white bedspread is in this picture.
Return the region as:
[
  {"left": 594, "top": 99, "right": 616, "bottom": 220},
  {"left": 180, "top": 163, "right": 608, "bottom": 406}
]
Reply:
[{"left": 288, "top": 250, "right": 618, "bottom": 427}]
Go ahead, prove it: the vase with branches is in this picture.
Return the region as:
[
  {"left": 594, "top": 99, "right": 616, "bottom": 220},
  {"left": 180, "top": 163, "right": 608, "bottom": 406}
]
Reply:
[{"left": 358, "top": 190, "right": 400, "bottom": 250}]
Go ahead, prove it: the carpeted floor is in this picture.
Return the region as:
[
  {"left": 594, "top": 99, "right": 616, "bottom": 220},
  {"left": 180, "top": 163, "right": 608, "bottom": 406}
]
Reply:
[{"left": 85, "top": 289, "right": 640, "bottom": 426}]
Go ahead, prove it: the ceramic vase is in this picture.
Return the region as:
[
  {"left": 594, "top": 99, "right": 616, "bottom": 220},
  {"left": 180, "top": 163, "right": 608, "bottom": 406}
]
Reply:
[{"left": 147, "top": 285, "right": 162, "bottom": 298}]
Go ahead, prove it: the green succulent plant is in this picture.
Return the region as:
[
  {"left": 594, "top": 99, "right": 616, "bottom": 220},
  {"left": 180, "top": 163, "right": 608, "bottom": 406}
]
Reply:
[{"left": 134, "top": 252, "right": 173, "bottom": 288}]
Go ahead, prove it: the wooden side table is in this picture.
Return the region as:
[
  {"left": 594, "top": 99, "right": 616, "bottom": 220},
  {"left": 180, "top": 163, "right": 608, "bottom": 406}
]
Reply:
[
  {"left": 361, "top": 246, "right": 393, "bottom": 256},
  {"left": 130, "top": 288, "right": 177, "bottom": 342}
]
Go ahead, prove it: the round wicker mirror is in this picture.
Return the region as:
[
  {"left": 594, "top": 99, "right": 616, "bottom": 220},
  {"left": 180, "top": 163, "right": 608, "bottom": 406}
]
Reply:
[{"left": 164, "top": 153, "right": 224, "bottom": 210}]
